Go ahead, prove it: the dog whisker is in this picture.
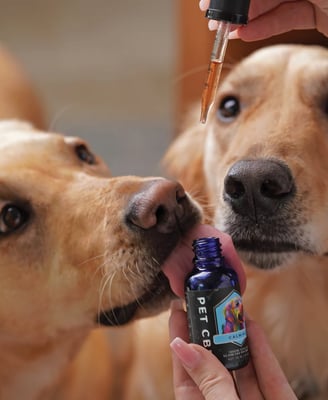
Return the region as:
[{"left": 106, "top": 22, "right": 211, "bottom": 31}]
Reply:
[
  {"left": 97, "top": 269, "right": 127, "bottom": 326},
  {"left": 173, "top": 65, "right": 208, "bottom": 85},
  {"left": 47, "top": 104, "right": 76, "bottom": 132},
  {"left": 173, "top": 63, "right": 234, "bottom": 86},
  {"left": 77, "top": 253, "right": 106, "bottom": 267},
  {"left": 151, "top": 256, "right": 160, "bottom": 267},
  {"left": 91, "top": 259, "right": 109, "bottom": 284},
  {"left": 97, "top": 270, "right": 116, "bottom": 315}
]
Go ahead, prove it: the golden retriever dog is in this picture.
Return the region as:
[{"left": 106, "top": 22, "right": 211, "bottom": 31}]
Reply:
[
  {"left": 164, "top": 44, "right": 328, "bottom": 399},
  {"left": 0, "top": 46, "right": 204, "bottom": 399},
  {"left": 0, "top": 118, "right": 202, "bottom": 400}
]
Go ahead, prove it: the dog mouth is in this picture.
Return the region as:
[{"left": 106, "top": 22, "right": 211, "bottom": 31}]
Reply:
[
  {"left": 97, "top": 272, "right": 172, "bottom": 326},
  {"left": 231, "top": 234, "right": 313, "bottom": 269},
  {"left": 225, "top": 216, "right": 314, "bottom": 269},
  {"left": 234, "top": 238, "right": 304, "bottom": 253},
  {"left": 96, "top": 187, "right": 202, "bottom": 326}
]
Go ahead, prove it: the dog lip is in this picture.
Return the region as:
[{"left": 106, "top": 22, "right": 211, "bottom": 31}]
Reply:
[
  {"left": 234, "top": 239, "right": 303, "bottom": 253},
  {"left": 97, "top": 272, "right": 171, "bottom": 326},
  {"left": 98, "top": 301, "right": 138, "bottom": 326},
  {"left": 97, "top": 209, "right": 201, "bottom": 327}
]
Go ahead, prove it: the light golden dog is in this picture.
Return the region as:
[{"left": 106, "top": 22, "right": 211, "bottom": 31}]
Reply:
[
  {"left": 0, "top": 118, "right": 202, "bottom": 400},
  {"left": 0, "top": 47, "right": 203, "bottom": 399},
  {"left": 164, "top": 45, "right": 328, "bottom": 399}
]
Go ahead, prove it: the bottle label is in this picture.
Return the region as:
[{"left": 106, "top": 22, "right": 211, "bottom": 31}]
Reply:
[{"left": 186, "top": 287, "right": 249, "bottom": 369}]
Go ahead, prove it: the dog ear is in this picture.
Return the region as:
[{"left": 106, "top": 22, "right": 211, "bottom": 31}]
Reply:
[
  {"left": 0, "top": 119, "right": 35, "bottom": 134},
  {"left": 163, "top": 109, "right": 212, "bottom": 222}
]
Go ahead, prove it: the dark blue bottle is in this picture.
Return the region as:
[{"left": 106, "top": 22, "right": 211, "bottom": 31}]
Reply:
[{"left": 185, "top": 237, "right": 249, "bottom": 370}]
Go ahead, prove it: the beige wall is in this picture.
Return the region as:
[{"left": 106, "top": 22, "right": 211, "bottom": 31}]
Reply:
[{"left": 0, "top": 0, "right": 175, "bottom": 176}]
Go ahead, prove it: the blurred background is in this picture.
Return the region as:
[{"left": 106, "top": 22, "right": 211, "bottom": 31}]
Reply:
[
  {"left": 2, "top": 1, "right": 325, "bottom": 178},
  {"left": 0, "top": 0, "right": 177, "bottom": 176}
]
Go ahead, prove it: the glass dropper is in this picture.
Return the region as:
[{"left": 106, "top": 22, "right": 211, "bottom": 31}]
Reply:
[{"left": 200, "top": 0, "right": 250, "bottom": 124}]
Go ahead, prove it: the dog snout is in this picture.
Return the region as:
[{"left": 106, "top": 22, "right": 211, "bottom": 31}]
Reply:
[
  {"left": 224, "top": 159, "right": 295, "bottom": 220},
  {"left": 125, "top": 179, "right": 188, "bottom": 234}
]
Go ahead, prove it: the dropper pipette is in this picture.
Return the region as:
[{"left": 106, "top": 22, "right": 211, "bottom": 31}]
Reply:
[{"left": 200, "top": 0, "right": 250, "bottom": 124}]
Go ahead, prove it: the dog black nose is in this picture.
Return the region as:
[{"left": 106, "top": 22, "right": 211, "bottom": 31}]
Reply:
[
  {"left": 126, "top": 179, "right": 188, "bottom": 234},
  {"left": 224, "top": 159, "right": 295, "bottom": 220}
]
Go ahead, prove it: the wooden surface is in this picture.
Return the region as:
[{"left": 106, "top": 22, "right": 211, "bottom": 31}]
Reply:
[{"left": 175, "top": 0, "right": 213, "bottom": 127}]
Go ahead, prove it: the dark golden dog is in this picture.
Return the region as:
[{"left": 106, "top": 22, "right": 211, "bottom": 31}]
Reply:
[{"left": 164, "top": 44, "right": 328, "bottom": 399}]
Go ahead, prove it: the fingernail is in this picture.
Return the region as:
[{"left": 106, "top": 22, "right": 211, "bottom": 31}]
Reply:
[
  {"left": 170, "top": 337, "right": 201, "bottom": 369},
  {"left": 228, "top": 30, "right": 240, "bottom": 40},
  {"left": 199, "top": 0, "right": 208, "bottom": 11},
  {"left": 208, "top": 20, "right": 219, "bottom": 31}
]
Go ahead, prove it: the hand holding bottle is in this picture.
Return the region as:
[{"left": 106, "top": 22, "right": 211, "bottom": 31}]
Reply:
[
  {"left": 163, "top": 224, "right": 297, "bottom": 399},
  {"left": 199, "top": 0, "right": 328, "bottom": 39},
  {"left": 184, "top": 237, "right": 249, "bottom": 370},
  {"left": 169, "top": 300, "right": 297, "bottom": 400}
]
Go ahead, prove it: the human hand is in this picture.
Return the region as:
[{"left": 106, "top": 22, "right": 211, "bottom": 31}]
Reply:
[
  {"left": 169, "top": 300, "right": 297, "bottom": 400},
  {"left": 199, "top": 0, "right": 328, "bottom": 39}
]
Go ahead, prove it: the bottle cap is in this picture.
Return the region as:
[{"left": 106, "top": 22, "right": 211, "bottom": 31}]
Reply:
[{"left": 206, "top": 0, "right": 250, "bottom": 25}]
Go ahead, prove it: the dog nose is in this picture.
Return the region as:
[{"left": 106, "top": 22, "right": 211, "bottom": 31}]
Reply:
[
  {"left": 126, "top": 179, "right": 188, "bottom": 233},
  {"left": 224, "top": 159, "right": 295, "bottom": 220}
]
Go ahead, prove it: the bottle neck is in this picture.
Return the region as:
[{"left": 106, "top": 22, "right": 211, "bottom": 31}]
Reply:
[{"left": 192, "top": 237, "right": 225, "bottom": 270}]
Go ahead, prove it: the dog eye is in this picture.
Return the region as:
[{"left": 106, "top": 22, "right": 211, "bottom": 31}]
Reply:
[
  {"left": 75, "top": 144, "right": 96, "bottom": 165},
  {"left": 217, "top": 96, "right": 240, "bottom": 122},
  {"left": 0, "top": 205, "right": 29, "bottom": 234}
]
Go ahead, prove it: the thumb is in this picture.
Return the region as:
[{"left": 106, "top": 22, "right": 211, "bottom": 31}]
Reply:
[{"left": 170, "top": 337, "right": 239, "bottom": 400}]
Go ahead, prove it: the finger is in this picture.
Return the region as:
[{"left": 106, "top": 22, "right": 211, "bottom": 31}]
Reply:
[
  {"left": 170, "top": 338, "right": 239, "bottom": 400},
  {"left": 235, "top": 359, "right": 264, "bottom": 400},
  {"left": 237, "top": 1, "right": 316, "bottom": 41},
  {"left": 207, "top": 0, "right": 328, "bottom": 37},
  {"left": 208, "top": 20, "right": 238, "bottom": 32},
  {"left": 246, "top": 319, "right": 297, "bottom": 399},
  {"left": 199, "top": 0, "right": 217, "bottom": 30},
  {"left": 169, "top": 300, "right": 203, "bottom": 399},
  {"left": 234, "top": 315, "right": 265, "bottom": 399},
  {"left": 199, "top": 0, "right": 284, "bottom": 20},
  {"left": 313, "top": 2, "right": 328, "bottom": 37},
  {"left": 247, "top": 0, "right": 291, "bottom": 21},
  {"left": 199, "top": 0, "right": 210, "bottom": 12},
  {"left": 208, "top": 19, "right": 219, "bottom": 31},
  {"left": 200, "top": 0, "right": 323, "bottom": 22},
  {"left": 163, "top": 224, "right": 246, "bottom": 298},
  {"left": 204, "top": 0, "right": 287, "bottom": 31}
]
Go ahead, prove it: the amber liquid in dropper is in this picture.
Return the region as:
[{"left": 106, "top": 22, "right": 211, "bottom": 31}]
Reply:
[{"left": 200, "top": 59, "right": 223, "bottom": 124}]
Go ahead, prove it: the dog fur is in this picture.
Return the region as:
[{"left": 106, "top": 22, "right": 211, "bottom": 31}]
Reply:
[
  {"left": 0, "top": 45, "right": 45, "bottom": 129},
  {"left": 0, "top": 47, "right": 204, "bottom": 399},
  {"left": 0, "top": 118, "right": 203, "bottom": 400},
  {"left": 164, "top": 44, "right": 328, "bottom": 399}
]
